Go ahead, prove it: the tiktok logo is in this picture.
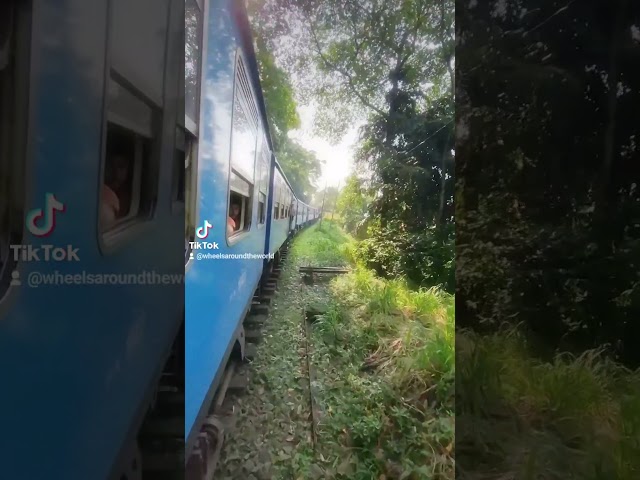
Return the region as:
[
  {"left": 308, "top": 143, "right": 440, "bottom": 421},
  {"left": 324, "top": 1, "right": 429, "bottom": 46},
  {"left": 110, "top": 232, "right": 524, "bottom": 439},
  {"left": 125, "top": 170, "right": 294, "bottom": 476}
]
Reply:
[
  {"left": 26, "top": 193, "right": 66, "bottom": 237},
  {"left": 196, "top": 220, "right": 213, "bottom": 239}
]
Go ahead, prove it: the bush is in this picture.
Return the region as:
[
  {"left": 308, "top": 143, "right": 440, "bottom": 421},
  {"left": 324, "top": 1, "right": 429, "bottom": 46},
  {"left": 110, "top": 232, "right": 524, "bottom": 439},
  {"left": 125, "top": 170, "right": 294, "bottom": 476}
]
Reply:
[{"left": 354, "top": 219, "right": 454, "bottom": 292}]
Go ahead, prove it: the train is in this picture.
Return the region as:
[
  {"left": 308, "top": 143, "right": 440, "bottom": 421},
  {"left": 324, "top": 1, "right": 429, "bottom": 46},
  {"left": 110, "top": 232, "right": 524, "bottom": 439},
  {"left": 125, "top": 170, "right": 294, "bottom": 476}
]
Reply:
[
  {"left": 0, "top": 0, "right": 317, "bottom": 479},
  {"left": 184, "top": 0, "right": 319, "bottom": 473}
]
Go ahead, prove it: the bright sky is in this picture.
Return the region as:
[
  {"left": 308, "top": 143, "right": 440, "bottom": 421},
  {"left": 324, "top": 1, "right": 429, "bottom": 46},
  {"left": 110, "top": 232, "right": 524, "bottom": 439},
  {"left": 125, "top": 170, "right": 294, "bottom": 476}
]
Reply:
[{"left": 288, "top": 105, "right": 362, "bottom": 189}]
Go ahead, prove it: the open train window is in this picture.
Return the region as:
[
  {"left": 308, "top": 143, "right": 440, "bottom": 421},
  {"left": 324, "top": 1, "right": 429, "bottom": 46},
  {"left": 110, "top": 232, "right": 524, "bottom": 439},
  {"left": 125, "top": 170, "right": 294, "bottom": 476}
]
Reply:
[
  {"left": 258, "top": 192, "right": 266, "bottom": 225},
  {"left": 100, "top": 77, "right": 159, "bottom": 240},
  {"left": 228, "top": 171, "right": 252, "bottom": 238},
  {"left": 273, "top": 201, "right": 279, "bottom": 220},
  {"left": 0, "top": 1, "right": 28, "bottom": 298},
  {"left": 100, "top": 77, "right": 158, "bottom": 234}
]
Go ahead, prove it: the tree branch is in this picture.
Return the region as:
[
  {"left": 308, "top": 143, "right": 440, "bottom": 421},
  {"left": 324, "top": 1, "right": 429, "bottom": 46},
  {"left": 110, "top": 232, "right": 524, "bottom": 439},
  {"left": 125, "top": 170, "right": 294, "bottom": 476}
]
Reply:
[{"left": 304, "top": 13, "right": 387, "bottom": 117}]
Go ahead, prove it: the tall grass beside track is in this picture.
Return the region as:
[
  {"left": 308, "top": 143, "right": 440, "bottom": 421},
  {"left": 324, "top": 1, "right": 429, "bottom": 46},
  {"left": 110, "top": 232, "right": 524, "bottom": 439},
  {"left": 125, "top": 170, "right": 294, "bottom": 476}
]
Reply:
[
  {"left": 457, "top": 327, "right": 640, "bottom": 480},
  {"left": 297, "top": 222, "right": 640, "bottom": 479},
  {"left": 293, "top": 221, "right": 455, "bottom": 479}
]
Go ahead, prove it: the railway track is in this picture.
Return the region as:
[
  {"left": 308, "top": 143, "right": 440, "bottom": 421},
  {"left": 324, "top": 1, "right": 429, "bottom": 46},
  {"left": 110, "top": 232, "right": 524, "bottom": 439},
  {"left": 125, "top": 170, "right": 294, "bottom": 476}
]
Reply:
[{"left": 131, "top": 237, "right": 343, "bottom": 480}]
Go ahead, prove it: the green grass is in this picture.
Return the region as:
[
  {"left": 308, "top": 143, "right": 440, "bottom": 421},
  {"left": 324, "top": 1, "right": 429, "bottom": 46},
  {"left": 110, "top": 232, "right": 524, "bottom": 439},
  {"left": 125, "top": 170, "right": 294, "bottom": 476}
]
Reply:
[
  {"left": 291, "top": 220, "right": 455, "bottom": 479},
  {"left": 457, "top": 327, "right": 640, "bottom": 479},
  {"left": 294, "top": 220, "right": 353, "bottom": 267}
]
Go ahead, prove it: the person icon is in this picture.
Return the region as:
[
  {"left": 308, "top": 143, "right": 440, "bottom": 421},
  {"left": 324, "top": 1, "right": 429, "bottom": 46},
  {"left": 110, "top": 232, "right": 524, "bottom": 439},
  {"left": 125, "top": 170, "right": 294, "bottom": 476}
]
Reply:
[{"left": 10, "top": 270, "right": 21, "bottom": 287}]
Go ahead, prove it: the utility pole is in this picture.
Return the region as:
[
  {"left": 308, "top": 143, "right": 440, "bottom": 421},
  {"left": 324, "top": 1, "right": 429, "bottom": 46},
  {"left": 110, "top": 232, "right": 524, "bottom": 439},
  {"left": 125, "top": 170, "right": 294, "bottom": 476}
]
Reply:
[
  {"left": 319, "top": 181, "right": 327, "bottom": 228},
  {"left": 331, "top": 180, "right": 341, "bottom": 221}
]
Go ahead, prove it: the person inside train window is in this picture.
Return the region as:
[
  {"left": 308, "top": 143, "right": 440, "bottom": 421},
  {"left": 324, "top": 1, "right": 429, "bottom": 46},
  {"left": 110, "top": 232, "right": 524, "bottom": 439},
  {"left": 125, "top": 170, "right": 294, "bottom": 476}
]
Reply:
[
  {"left": 106, "top": 153, "right": 133, "bottom": 218},
  {"left": 227, "top": 216, "right": 236, "bottom": 236},
  {"left": 229, "top": 202, "right": 241, "bottom": 231},
  {"left": 100, "top": 185, "right": 120, "bottom": 229}
]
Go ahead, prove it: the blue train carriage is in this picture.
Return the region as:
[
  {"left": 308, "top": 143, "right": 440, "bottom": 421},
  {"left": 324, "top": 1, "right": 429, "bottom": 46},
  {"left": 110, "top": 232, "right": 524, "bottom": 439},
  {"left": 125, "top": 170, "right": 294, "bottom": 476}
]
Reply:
[
  {"left": 0, "top": 1, "right": 185, "bottom": 479},
  {"left": 297, "top": 202, "right": 304, "bottom": 228},
  {"left": 294, "top": 198, "right": 302, "bottom": 230},
  {"left": 184, "top": 0, "right": 278, "bottom": 471},
  {"left": 266, "top": 159, "right": 296, "bottom": 258}
]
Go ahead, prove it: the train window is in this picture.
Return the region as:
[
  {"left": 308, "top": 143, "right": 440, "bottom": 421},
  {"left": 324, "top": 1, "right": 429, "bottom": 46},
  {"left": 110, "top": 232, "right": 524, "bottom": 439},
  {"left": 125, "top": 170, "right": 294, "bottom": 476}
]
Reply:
[
  {"left": 228, "top": 171, "right": 252, "bottom": 238},
  {"left": 0, "top": 1, "right": 28, "bottom": 298},
  {"left": 258, "top": 192, "right": 266, "bottom": 225},
  {"left": 274, "top": 201, "right": 279, "bottom": 220},
  {"left": 100, "top": 76, "right": 158, "bottom": 234},
  {"left": 101, "top": 122, "right": 154, "bottom": 231}
]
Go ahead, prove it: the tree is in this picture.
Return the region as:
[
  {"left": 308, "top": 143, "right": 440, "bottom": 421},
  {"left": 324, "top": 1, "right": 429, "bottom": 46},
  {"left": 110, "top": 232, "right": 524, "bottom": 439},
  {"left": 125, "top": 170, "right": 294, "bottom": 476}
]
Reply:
[
  {"left": 336, "top": 174, "right": 373, "bottom": 235},
  {"left": 277, "top": 140, "right": 322, "bottom": 202},
  {"left": 253, "top": 30, "right": 322, "bottom": 201},
  {"left": 456, "top": 0, "right": 640, "bottom": 365},
  {"left": 255, "top": 38, "right": 300, "bottom": 150},
  {"left": 252, "top": 0, "right": 455, "bottom": 288}
]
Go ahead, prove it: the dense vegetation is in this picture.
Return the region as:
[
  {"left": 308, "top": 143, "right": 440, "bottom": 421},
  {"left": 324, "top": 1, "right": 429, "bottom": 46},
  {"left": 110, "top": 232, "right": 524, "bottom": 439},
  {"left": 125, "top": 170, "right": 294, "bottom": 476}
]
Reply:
[
  {"left": 295, "top": 222, "right": 454, "bottom": 479},
  {"left": 457, "top": 1, "right": 640, "bottom": 478},
  {"left": 457, "top": 0, "right": 640, "bottom": 366},
  {"left": 252, "top": 0, "right": 455, "bottom": 293}
]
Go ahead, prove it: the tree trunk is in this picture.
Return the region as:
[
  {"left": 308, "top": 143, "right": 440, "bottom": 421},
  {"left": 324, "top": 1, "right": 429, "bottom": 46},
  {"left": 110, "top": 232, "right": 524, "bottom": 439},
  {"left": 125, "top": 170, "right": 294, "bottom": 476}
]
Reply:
[
  {"left": 594, "top": 0, "right": 627, "bottom": 247},
  {"left": 436, "top": 128, "right": 452, "bottom": 234}
]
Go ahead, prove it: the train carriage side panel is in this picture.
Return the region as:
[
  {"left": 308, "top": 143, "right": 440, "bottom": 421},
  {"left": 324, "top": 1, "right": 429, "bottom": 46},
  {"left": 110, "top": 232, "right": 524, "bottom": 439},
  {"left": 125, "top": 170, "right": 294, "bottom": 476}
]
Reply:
[
  {"left": 184, "top": 0, "right": 272, "bottom": 452},
  {"left": 295, "top": 198, "right": 301, "bottom": 229},
  {"left": 0, "top": 1, "right": 184, "bottom": 479},
  {"left": 263, "top": 151, "right": 276, "bottom": 260},
  {"left": 268, "top": 161, "right": 290, "bottom": 255}
]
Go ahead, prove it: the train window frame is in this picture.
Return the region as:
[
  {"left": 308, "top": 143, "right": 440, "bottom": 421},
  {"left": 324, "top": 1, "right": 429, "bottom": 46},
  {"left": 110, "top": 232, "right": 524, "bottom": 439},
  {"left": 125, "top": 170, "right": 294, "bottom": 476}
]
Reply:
[
  {"left": 258, "top": 192, "right": 266, "bottom": 225},
  {"left": 98, "top": 73, "right": 160, "bottom": 249},
  {"left": 98, "top": 0, "right": 171, "bottom": 253},
  {"left": 226, "top": 49, "right": 259, "bottom": 246},
  {"left": 0, "top": 1, "right": 30, "bottom": 303},
  {"left": 227, "top": 170, "right": 253, "bottom": 241}
]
